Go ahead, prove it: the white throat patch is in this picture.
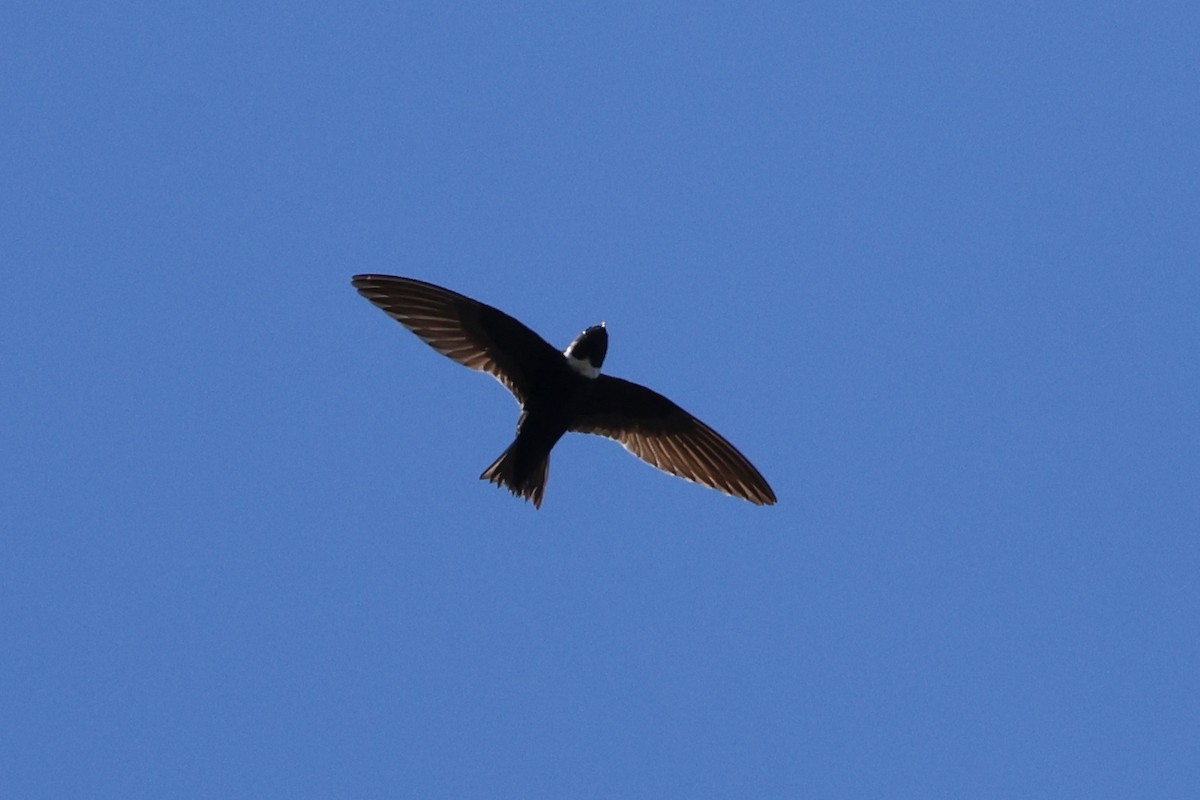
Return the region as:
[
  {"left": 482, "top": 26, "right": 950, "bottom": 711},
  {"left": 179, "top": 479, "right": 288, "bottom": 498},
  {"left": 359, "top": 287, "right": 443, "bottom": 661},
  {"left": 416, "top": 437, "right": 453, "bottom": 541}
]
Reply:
[{"left": 566, "top": 353, "right": 600, "bottom": 379}]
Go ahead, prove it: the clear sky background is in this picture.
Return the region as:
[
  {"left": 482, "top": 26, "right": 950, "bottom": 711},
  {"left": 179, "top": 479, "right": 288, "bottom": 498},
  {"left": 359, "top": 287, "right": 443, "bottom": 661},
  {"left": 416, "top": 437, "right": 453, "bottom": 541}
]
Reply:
[{"left": 3, "top": 2, "right": 1198, "bottom": 797}]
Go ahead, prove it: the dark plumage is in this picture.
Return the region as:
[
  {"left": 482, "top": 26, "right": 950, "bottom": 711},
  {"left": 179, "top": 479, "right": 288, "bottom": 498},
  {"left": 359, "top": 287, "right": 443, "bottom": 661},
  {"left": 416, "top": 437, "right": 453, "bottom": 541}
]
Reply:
[{"left": 352, "top": 274, "right": 776, "bottom": 508}]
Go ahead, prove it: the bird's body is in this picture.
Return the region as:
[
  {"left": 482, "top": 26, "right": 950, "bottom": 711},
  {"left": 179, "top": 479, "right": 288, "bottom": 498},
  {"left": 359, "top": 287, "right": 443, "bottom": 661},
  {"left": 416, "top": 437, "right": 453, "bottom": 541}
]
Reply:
[
  {"left": 479, "top": 361, "right": 590, "bottom": 507},
  {"left": 352, "top": 275, "right": 776, "bottom": 508}
]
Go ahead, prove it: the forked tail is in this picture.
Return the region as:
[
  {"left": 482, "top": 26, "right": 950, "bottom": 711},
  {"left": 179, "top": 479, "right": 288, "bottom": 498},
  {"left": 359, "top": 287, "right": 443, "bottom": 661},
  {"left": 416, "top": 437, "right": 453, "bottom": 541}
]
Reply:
[{"left": 480, "top": 441, "right": 550, "bottom": 509}]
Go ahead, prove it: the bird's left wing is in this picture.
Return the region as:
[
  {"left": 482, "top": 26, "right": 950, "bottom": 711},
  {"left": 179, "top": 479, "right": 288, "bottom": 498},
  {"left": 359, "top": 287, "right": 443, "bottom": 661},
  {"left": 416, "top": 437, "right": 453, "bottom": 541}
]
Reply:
[
  {"left": 352, "top": 275, "right": 562, "bottom": 404},
  {"left": 570, "top": 375, "right": 777, "bottom": 505}
]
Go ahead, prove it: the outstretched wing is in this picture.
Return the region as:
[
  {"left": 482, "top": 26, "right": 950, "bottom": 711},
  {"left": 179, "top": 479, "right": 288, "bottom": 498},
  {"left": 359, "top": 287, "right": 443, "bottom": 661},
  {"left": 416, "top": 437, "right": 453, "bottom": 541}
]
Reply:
[
  {"left": 570, "top": 375, "right": 777, "bottom": 505},
  {"left": 352, "top": 275, "right": 562, "bottom": 404}
]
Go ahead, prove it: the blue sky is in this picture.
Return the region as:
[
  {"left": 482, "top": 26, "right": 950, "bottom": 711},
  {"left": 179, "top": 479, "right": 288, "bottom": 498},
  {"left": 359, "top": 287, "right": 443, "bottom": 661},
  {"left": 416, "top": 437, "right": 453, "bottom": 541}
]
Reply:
[{"left": 3, "top": 2, "right": 1198, "bottom": 797}]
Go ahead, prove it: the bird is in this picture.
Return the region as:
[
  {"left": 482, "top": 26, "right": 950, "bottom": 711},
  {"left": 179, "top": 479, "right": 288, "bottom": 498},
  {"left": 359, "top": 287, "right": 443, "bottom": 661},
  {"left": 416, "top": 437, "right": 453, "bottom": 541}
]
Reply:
[{"left": 351, "top": 274, "right": 776, "bottom": 508}]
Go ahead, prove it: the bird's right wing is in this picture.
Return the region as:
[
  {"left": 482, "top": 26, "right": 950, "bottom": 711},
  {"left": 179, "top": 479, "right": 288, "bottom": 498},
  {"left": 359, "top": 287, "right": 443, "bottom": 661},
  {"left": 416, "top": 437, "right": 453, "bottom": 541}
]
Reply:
[
  {"left": 570, "top": 375, "right": 777, "bottom": 505},
  {"left": 352, "top": 275, "right": 562, "bottom": 404}
]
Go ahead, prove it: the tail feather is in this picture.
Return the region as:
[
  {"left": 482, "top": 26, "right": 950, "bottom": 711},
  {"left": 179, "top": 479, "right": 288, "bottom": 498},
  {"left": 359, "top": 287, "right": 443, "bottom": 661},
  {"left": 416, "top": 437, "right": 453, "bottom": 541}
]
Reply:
[{"left": 480, "top": 441, "right": 550, "bottom": 509}]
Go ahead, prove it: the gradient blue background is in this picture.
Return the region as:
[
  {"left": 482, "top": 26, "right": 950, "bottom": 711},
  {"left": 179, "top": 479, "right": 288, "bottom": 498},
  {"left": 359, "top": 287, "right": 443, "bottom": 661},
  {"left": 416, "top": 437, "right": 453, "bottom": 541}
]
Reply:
[{"left": 4, "top": 2, "right": 1197, "bottom": 797}]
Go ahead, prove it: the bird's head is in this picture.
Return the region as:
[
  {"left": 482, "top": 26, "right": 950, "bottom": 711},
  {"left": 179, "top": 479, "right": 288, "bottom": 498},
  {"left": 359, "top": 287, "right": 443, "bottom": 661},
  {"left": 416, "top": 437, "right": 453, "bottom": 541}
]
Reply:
[{"left": 564, "top": 323, "right": 607, "bottom": 378}]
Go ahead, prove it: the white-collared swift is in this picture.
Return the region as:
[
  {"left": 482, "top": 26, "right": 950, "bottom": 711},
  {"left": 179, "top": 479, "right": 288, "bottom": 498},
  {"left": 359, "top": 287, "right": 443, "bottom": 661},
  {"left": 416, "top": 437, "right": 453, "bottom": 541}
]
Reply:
[{"left": 352, "top": 274, "right": 776, "bottom": 508}]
